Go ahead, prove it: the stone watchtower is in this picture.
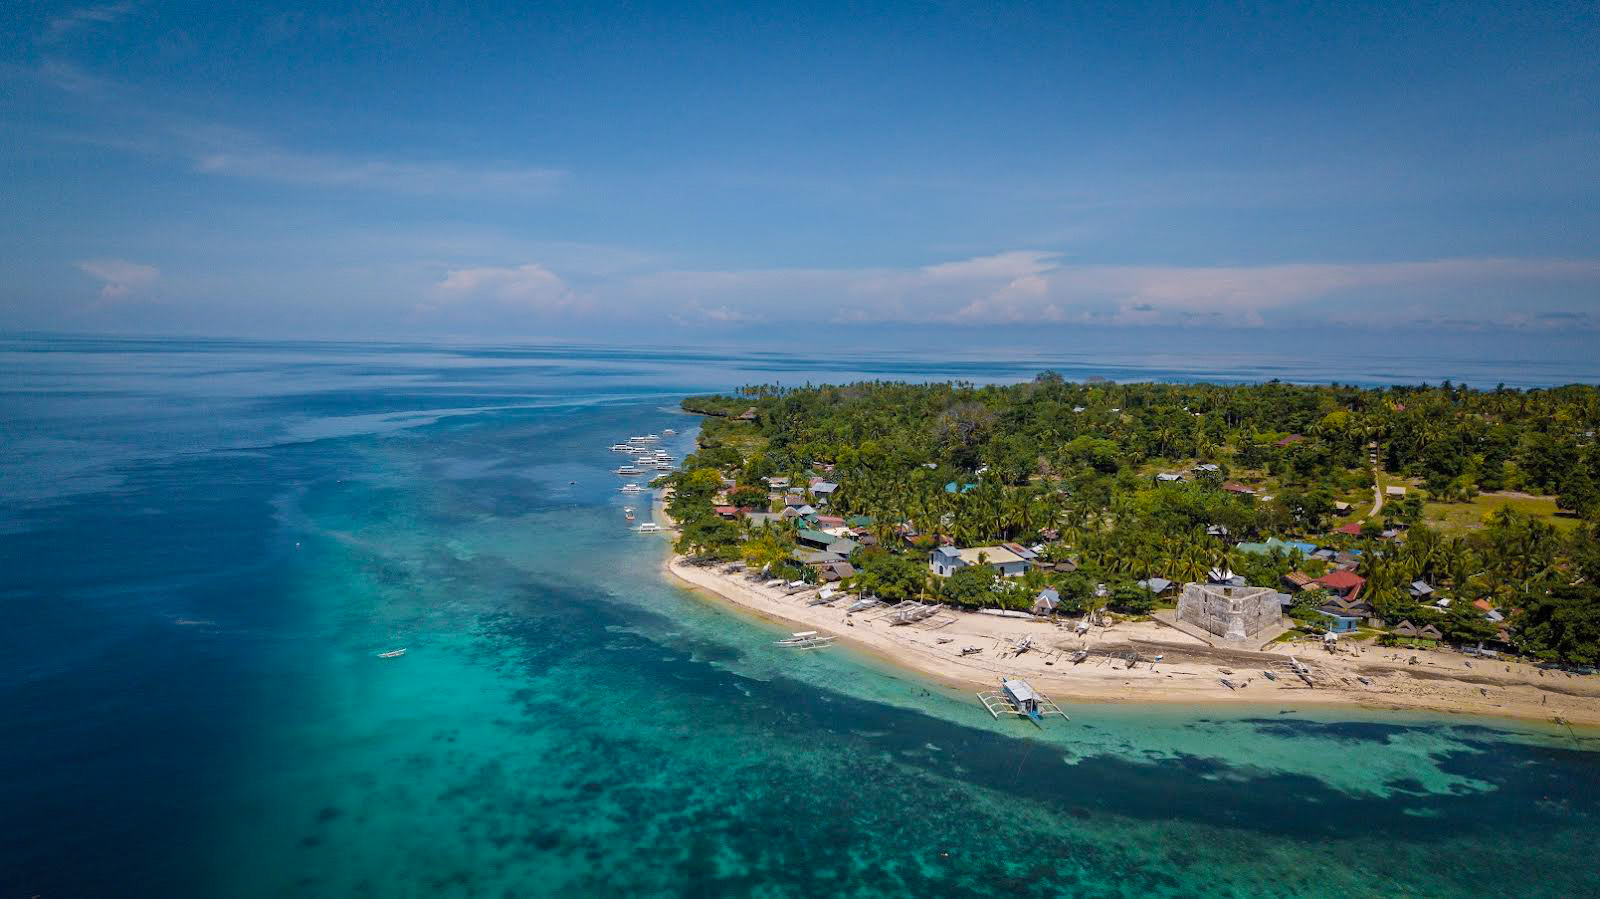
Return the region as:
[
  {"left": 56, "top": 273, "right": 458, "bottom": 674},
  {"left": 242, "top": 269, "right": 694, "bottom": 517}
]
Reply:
[{"left": 1176, "top": 583, "right": 1283, "bottom": 642}]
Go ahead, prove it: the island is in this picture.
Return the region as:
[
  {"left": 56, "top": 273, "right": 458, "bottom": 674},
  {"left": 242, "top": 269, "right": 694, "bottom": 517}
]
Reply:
[{"left": 661, "top": 377, "right": 1600, "bottom": 725}]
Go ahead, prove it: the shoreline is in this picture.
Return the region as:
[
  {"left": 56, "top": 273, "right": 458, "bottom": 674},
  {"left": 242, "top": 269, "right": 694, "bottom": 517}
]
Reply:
[{"left": 662, "top": 554, "right": 1600, "bottom": 728}]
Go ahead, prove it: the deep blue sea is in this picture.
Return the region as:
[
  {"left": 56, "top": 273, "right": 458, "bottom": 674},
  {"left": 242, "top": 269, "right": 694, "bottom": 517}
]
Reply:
[{"left": 3, "top": 334, "right": 1599, "bottom": 898}]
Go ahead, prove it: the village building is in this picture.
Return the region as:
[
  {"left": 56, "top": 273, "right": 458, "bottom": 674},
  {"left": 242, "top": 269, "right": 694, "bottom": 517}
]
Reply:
[
  {"left": 1176, "top": 582, "right": 1284, "bottom": 642},
  {"left": 928, "top": 545, "right": 1030, "bottom": 578}
]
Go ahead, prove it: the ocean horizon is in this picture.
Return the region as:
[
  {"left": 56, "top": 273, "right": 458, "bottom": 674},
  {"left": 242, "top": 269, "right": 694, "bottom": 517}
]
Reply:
[{"left": 4, "top": 334, "right": 1599, "bottom": 897}]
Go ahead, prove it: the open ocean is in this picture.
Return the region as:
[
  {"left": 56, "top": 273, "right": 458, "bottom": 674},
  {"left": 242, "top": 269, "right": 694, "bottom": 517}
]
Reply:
[{"left": 3, "top": 334, "right": 1599, "bottom": 898}]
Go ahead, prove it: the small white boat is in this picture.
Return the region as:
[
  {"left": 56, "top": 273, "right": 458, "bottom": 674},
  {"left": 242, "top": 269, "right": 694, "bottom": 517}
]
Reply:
[
  {"left": 614, "top": 466, "right": 644, "bottom": 475},
  {"left": 619, "top": 483, "right": 646, "bottom": 494},
  {"left": 377, "top": 648, "right": 407, "bottom": 658},
  {"left": 775, "top": 630, "right": 836, "bottom": 648},
  {"left": 662, "top": 428, "right": 676, "bottom": 435},
  {"left": 610, "top": 444, "right": 632, "bottom": 452},
  {"left": 635, "top": 522, "right": 662, "bottom": 533}
]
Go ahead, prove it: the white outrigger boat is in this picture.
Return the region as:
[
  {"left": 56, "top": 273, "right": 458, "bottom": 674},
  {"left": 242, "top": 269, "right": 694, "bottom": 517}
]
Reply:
[
  {"left": 377, "top": 648, "right": 407, "bottom": 659},
  {"left": 977, "top": 678, "right": 1069, "bottom": 725},
  {"left": 634, "top": 522, "right": 663, "bottom": 533},
  {"left": 610, "top": 443, "right": 633, "bottom": 452},
  {"left": 619, "top": 483, "right": 646, "bottom": 494},
  {"left": 774, "top": 630, "right": 836, "bottom": 648},
  {"left": 614, "top": 465, "right": 644, "bottom": 475},
  {"left": 662, "top": 428, "right": 676, "bottom": 436}
]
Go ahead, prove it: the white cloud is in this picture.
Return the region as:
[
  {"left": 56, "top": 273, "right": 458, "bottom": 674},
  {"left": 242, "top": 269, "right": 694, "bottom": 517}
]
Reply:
[
  {"left": 75, "top": 258, "right": 158, "bottom": 298},
  {"left": 193, "top": 147, "right": 565, "bottom": 197},
  {"left": 603, "top": 252, "right": 1600, "bottom": 328},
  {"left": 44, "top": 3, "right": 133, "bottom": 42},
  {"left": 433, "top": 263, "right": 584, "bottom": 313}
]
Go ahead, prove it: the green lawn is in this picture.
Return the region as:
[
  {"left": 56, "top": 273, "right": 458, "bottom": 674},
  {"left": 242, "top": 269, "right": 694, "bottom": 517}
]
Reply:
[{"left": 1423, "top": 491, "right": 1579, "bottom": 534}]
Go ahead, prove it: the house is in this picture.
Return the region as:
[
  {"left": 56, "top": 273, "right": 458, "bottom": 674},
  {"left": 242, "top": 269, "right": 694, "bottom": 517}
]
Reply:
[
  {"left": 928, "top": 545, "right": 1030, "bottom": 578},
  {"left": 1334, "top": 522, "right": 1362, "bottom": 536},
  {"left": 1001, "top": 542, "right": 1039, "bottom": 561},
  {"left": 764, "top": 477, "right": 790, "bottom": 490},
  {"left": 1238, "top": 537, "right": 1314, "bottom": 556},
  {"left": 796, "top": 529, "right": 835, "bottom": 550},
  {"left": 1333, "top": 501, "right": 1352, "bottom": 513},
  {"left": 1137, "top": 577, "right": 1174, "bottom": 596},
  {"left": 1314, "top": 609, "right": 1364, "bottom": 633},
  {"left": 1222, "top": 482, "right": 1256, "bottom": 495},
  {"left": 793, "top": 549, "right": 845, "bottom": 566},
  {"left": 744, "top": 511, "right": 783, "bottom": 528},
  {"left": 1207, "top": 567, "right": 1247, "bottom": 587},
  {"left": 1193, "top": 463, "right": 1221, "bottom": 475},
  {"left": 783, "top": 493, "right": 806, "bottom": 508},
  {"left": 818, "top": 561, "right": 856, "bottom": 582},
  {"left": 1385, "top": 485, "right": 1407, "bottom": 497},
  {"left": 1274, "top": 434, "right": 1306, "bottom": 448},
  {"left": 1408, "top": 580, "right": 1434, "bottom": 599},
  {"left": 1283, "top": 571, "right": 1315, "bottom": 591},
  {"left": 1033, "top": 588, "right": 1061, "bottom": 615},
  {"left": 1315, "top": 570, "right": 1366, "bottom": 600},
  {"left": 827, "top": 537, "right": 861, "bottom": 557},
  {"left": 1392, "top": 620, "right": 1419, "bottom": 637},
  {"left": 809, "top": 481, "right": 839, "bottom": 502},
  {"left": 846, "top": 515, "right": 873, "bottom": 528},
  {"left": 713, "top": 505, "right": 739, "bottom": 519},
  {"left": 1156, "top": 473, "right": 1185, "bottom": 483},
  {"left": 1418, "top": 623, "right": 1443, "bottom": 640},
  {"left": 812, "top": 514, "right": 846, "bottom": 528}
]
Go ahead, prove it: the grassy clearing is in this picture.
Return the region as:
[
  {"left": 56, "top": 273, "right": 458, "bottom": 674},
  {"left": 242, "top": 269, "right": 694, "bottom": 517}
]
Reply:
[{"left": 1423, "top": 491, "right": 1579, "bottom": 534}]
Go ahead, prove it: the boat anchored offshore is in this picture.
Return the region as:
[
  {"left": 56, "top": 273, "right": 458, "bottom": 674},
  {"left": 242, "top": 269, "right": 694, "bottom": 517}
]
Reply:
[
  {"left": 634, "top": 522, "right": 663, "bottom": 533},
  {"left": 619, "top": 483, "right": 646, "bottom": 494},
  {"left": 774, "top": 630, "right": 836, "bottom": 648},
  {"left": 977, "top": 678, "right": 1069, "bottom": 725},
  {"left": 614, "top": 465, "right": 644, "bottom": 475},
  {"left": 662, "top": 428, "right": 676, "bottom": 436},
  {"left": 623, "top": 506, "right": 636, "bottom": 521},
  {"left": 377, "top": 648, "right": 407, "bottom": 658}
]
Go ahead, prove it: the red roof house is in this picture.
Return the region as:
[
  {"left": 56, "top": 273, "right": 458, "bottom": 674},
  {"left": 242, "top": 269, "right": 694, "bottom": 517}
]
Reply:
[
  {"left": 1314, "top": 570, "right": 1366, "bottom": 600},
  {"left": 1334, "top": 522, "right": 1362, "bottom": 536}
]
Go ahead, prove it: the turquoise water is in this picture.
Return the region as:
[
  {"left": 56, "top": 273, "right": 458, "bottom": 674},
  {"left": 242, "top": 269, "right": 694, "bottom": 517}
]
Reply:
[{"left": 3, "top": 336, "right": 1599, "bottom": 897}]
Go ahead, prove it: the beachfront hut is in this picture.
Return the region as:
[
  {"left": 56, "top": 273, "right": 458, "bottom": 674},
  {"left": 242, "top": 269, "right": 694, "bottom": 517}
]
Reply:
[
  {"left": 1418, "top": 624, "right": 1443, "bottom": 640},
  {"left": 1393, "top": 620, "right": 1419, "bottom": 638},
  {"left": 1033, "top": 588, "right": 1060, "bottom": 615}
]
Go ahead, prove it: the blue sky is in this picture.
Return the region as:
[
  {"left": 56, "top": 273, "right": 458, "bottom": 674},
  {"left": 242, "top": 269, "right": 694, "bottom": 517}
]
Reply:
[{"left": 2, "top": 1, "right": 1598, "bottom": 340}]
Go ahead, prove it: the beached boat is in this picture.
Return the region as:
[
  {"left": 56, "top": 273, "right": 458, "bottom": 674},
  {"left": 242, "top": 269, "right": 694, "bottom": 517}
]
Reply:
[
  {"left": 634, "top": 522, "right": 662, "bottom": 533},
  {"left": 1069, "top": 650, "right": 1090, "bottom": 664},
  {"left": 774, "top": 630, "right": 836, "bottom": 648},
  {"left": 377, "top": 648, "right": 407, "bottom": 658},
  {"left": 1262, "top": 670, "right": 1277, "bottom": 681},
  {"left": 960, "top": 646, "right": 983, "bottom": 656}
]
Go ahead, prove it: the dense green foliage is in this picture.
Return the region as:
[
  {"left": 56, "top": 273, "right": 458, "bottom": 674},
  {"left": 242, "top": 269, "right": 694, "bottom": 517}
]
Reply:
[{"left": 670, "top": 377, "right": 1600, "bottom": 662}]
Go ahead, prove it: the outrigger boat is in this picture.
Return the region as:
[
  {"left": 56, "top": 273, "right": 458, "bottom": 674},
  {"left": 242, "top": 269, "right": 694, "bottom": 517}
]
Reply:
[
  {"left": 634, "top": 522, "right": 663, "bottom": 533},
  {"left": 614, "top": 465, "right": 644, "bottom": 475},
  {"left": 377, "top": 648, "right": 407, "bottom": 658},
  {"left": 977, "top": 678, "right": 1069, "bottom": 724},
  {"left": 662, "top": 428, "right": 676, "bottom": 435},
  {"left": 623, "top": 506, "right": 636, "bottom": 521},
  {"left": 610, "top": 443, "right": 633, "bottom": 452},
  {"left": 775, "top": 630, "right": 836, "bottom": 648},
  {"left": 619, "top": 483, "right": 646, "bottom": 494}
]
